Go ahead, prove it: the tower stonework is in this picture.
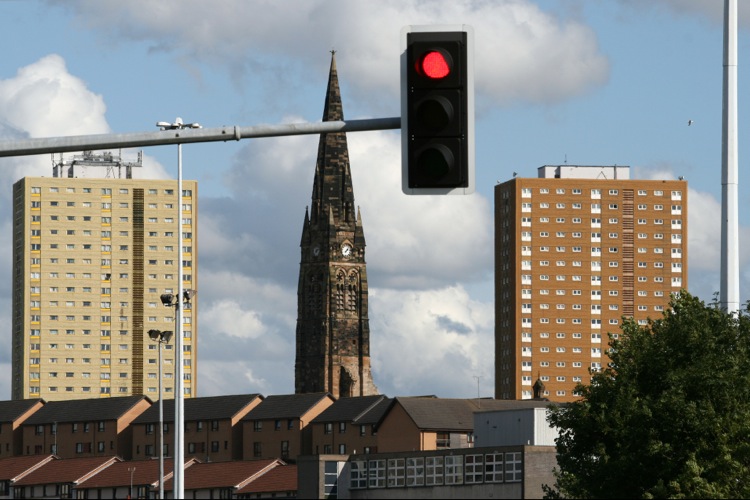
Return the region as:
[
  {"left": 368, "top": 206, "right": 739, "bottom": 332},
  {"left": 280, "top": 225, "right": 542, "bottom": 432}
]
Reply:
[{"left": 294, "top": 54, "right": 378, "bottom": 398}]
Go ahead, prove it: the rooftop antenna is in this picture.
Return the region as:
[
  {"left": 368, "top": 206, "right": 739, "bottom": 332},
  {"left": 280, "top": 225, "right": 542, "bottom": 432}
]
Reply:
[{"left": 473, "top": 375, "right": 481, "bottom": 408}]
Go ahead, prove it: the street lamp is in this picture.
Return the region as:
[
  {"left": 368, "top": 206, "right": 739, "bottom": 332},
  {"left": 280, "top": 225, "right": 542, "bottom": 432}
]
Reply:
[
  {"left": 157, "top": 289, "right": 195, "bottom": 499},
  {"left": 128, "top": 466, "right": 135, "bottom": 499},
  {"left": 147, "top": 329, "right": 173, "bottom": 500},
  {"left": 156, "top": 117, "right": 200, "bottom": 499}
]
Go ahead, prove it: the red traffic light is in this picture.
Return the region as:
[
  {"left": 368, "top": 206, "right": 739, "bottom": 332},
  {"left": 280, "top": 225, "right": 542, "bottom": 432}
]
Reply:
[
  {"left": 401, "top": 26, "right": 475, "bottom": 195},
  {"left": 416, "top": 50, "right": 452, "bottom": 79}
]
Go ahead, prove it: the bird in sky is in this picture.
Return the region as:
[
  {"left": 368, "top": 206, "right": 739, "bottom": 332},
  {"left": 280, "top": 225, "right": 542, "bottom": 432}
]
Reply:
[{"left": 688, "top": 119, "right": 694, "bottom": 126}]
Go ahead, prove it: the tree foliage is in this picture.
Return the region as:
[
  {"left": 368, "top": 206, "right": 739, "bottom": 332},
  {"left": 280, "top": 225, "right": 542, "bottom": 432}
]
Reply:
[{"left": 544, "top": 292, "right": 750, "bottom": 499}]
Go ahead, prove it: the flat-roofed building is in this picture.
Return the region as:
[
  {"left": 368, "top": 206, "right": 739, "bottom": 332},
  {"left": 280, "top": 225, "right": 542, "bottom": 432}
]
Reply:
[
  {"left": 495, "top": 166, "right": 687, "bottom": 402},
  {"left": 11, "top": 176, "right": 198, "bottom": 401}
]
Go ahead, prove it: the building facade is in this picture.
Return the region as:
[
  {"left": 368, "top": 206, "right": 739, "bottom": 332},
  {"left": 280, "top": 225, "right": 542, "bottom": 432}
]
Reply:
[
  {"left": 12, "top": 176, "right": 198, "bottom": 401},
  {"left": 295, "top": 53, "right": 378, "bottom": 399},
  {"left": 495, "top": 166, "right": 688, "bottom": 402}
]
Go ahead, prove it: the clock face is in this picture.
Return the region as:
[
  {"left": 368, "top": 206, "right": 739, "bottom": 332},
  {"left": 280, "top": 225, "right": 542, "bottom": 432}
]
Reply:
[
  {"left": 341, "top": 244, "right": 352, "bottom": 257},
  {"left": 312, "top": 245, "right": 320, "bottom": 256}
]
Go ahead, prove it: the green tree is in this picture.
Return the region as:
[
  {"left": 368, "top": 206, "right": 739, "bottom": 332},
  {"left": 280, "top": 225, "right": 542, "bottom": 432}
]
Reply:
[{"left": 545, "top": 292, "right": 750, "bottom": 499}]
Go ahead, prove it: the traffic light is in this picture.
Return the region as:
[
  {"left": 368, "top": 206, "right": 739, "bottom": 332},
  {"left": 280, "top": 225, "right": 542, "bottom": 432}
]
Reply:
[{"left": 401, "top": 25, "right": 474, "bottom": 195}]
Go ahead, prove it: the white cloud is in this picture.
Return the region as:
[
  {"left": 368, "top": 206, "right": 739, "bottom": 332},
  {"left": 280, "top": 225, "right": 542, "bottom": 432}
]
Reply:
[
  {"left": 49, "top": 0, "right": 609, "bottom": 106},
  {"left": 349, "top": 131, "right": 494, "bottom": 288},
  {"left": 369, "top": 285, "right": 495, "bottom": 397},
  {"left": 0, "top": 54, "right": 109, "bottom": 138}
]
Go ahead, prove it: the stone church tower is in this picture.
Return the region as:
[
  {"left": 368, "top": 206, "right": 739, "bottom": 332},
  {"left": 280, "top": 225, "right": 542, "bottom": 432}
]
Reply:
[{"left": 294, "top": 53, "right": 378, "bottom": 398}]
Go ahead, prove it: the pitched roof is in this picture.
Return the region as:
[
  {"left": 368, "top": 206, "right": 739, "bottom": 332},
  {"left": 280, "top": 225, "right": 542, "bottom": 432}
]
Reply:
[
  {"left": 395, "top": 397, "right": 474, "bottom": 431},
  {"left": 394, "top": 397, "right": 552, "bottom": 431},
  {"left": 311, "top": 395, "right": 387, "bottom": 423},
  {"left": 162, "top": 459, "right": 282, "bottom": 490},
  {"left": 0, "top": 454, "right": 57, "bottom": 481},
  {"left": 77, "top": 458, "right": 198, "bottom": 488},
  {"left": 354, "top": 397, "right": 393, "bottom": 426},
  {"left": 13, "top": 456, "right": 120, "bottom": 486},
  {"left": 0, "top": 399, "right": 44, "bottom": 423},
  {"left": 243, "top": 393, "right": 333, "bottom": 420},
  {"left": 236, "top": 464, "right": 297, "bottom": 494},
  {"left": 22, "top": 395, "right": 150, "bottom": 425},
  {"left": 132, "top": 394, "right": 262, "bottom": 425}
]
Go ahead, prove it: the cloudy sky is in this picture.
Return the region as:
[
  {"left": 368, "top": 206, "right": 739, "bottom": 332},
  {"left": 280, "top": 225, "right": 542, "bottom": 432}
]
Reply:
[{"left": 1, "top": 0, "right": 750, "bottom": 401}]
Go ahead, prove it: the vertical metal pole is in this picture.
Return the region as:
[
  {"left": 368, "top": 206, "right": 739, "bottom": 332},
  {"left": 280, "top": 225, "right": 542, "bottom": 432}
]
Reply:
[
  {"left": 174, "top": 143, "right": 185, "bottom": 498},
  {"left": 129, "top": 466, "right": 135, "bottom": 499},
  {"left": 158, "top": 341, "right": 164, "bottom": 500},
  {"left": 721, "top": 0, "right": 740, "bottom": 314}
]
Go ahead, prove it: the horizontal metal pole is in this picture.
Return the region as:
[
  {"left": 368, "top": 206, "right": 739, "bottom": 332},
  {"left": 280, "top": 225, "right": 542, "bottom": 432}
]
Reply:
[{"left": 0, "top": 117, "right": 402, "bottom": 157}]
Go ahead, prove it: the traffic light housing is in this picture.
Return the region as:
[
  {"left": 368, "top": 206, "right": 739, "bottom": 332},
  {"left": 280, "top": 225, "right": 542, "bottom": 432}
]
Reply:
[{"left": 401, "top": 25, "right": 474, "bottom": 195}]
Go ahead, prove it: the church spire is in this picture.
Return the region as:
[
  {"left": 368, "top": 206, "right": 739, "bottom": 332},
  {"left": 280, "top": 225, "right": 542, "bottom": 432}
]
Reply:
[
  {"left": 309, "top": 51, "right": 356, "bottom": 226},
  {"left": 295, "top": 53, "right": 377, "bottom": 399},
  {"left": 322, "top": 50, "right": 343, "bottom": 122}
]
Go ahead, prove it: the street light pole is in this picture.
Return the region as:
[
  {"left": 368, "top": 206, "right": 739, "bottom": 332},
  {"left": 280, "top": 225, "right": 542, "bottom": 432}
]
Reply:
[
  {"left": 128, "top": 466, "right": 135, "bottom": 499},
  {"left": 158, "top": 337, "right": 164, "bottom": 500},
  {"left": 156, "top": 118, "right": 200, "bottom": 499},
  {"left": 148, "top": 329, "right": 172, "bottom": 500}
]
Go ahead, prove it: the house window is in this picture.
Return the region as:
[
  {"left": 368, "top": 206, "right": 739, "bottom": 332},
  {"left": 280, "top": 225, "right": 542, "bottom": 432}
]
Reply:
[{"left": 436, "top": 432, "right": 450, "bottom": 449}]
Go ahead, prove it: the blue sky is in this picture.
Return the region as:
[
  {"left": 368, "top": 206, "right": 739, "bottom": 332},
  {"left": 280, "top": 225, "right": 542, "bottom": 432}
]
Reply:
[{"left": 1, "top": 0, "right": 749, "bottom": 401}]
